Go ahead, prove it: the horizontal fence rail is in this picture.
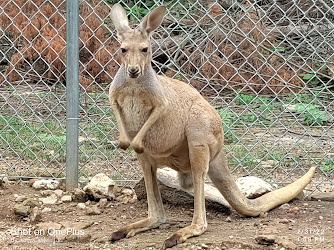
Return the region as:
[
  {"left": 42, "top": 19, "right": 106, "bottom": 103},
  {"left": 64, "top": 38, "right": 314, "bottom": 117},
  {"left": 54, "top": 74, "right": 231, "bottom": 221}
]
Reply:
[{"left": 0, "top": 0, "right": 333, "bottom": 194}]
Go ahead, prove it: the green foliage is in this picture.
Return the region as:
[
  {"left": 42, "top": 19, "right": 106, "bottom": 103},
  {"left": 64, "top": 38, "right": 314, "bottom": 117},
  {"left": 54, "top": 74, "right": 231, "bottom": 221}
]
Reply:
[
  {"left": 289, "top": 103, "right": 332, "bottom": 126},
  {"left": 320, "top": 159, "right": 334, "bottom": 173},
  {"left": 0, "top": 116, "right": 66, "bottom": 162},
  {"left": 235, "top": 91, "right": 255, "bottom": 105},
  {"left": 215, "top": 108, "right": 235, "bottom": 143}
]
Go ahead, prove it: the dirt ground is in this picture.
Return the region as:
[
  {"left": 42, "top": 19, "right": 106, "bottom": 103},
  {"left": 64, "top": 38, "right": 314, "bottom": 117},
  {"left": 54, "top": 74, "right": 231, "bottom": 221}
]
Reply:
[{"left": 0, "top": 183, "right": 333, "bottom": 250}]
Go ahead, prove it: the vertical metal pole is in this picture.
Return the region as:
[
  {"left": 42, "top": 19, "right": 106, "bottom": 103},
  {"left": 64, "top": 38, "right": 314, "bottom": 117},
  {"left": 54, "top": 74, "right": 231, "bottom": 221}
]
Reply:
[{"left": 66, "top": 0, "right": 79, "bottom": 190}]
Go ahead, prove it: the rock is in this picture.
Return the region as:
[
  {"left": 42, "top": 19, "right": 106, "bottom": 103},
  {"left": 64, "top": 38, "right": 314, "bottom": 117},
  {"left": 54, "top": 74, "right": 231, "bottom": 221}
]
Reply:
[
  {"left": 311, "top": 192, "right": 334, "bottom": 202},
  {"left": 225, "top": 216, "right": 232, "bottom": 222},
  {"left": 14, "top": 204, "right": 30, "bottom": 216},
  {"left": 28, "top": 179, "right": 38, "bottom": 187},
  {"left": 86, "top": 206, "right": 101, "bottom": 215},
  {"left": 98, "top": 198, "right": 108, "bottom": 209},
  {"left": 77, "top": 203, "right": 86, "bottom": 210},
  {"left": 279, "top": 203, "right": 291, "bottom": 210},
  {"left": 39, "top": 194, "right": 58, "bottom": 205},
  {"left": 40, "top": 190, "right": 55, "bottom": 197},
  {"left": 289, "top": 207, "right": 299, "bottom": 212},
  {"left": 83, "top": 173, "right": 117, "bottom": 200},
  {"left": 22, "top": 198, "right": 39, "bottom": 208},
  {"left": 42, "top": 207, "right": 52, "bottom": 213},
  {"left": 122, "top": 188, "right": 133, "bottom": 196},
  {"left": 71, "top": 188, "right": 87, "bottom": 202},
  {"left": 54, "top": 189, "right": 63, "bottom": 197},
  {"left": 0, "top": 177, "right": 8, "bottom": 189},
  {"left": 276, "top": 238, "right": 297, "bottom": 249},
  {"left": 293, "top": 191, "right": 305, "bottom": 201},
  {"left": 61, "top": 195, "right": 72, "bottom": 202},
  {"left": 32, "top": 179, "right": 59, "bottom": 190},
  {"left": 135, "top": 168, "right": 231, "bottom": 214},
  {"left": 279, "top": 218, "right": 290, "bottom": 224},
  {"left": 94, "top": 236, "right": 109, "bottom": 243},
  {"left": 255, "top": 235, "right": 276, "bottom": 245},
  {"left": 66, "top": 233, "right": 91, "bottom": 243},
  {"left": 29, "top": 207, "right": 42, "bottom": 223},
  {"left": 60, "top": 221, "right": 93, "bottom": 230},
  {"left": 14, "top": 194, "right": 27, "bottom": 202},
  {"left": 35, "top": 222, "right": 62, "bottom": 232},
  {"left": 236, "top": 176, "right": 273, "bottom": 198}
]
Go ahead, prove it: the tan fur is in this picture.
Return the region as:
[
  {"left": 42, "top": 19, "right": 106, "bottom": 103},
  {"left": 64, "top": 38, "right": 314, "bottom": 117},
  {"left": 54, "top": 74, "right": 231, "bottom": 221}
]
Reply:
[{"left": 109, "top": 4, "right": 315, "bottom": 248}]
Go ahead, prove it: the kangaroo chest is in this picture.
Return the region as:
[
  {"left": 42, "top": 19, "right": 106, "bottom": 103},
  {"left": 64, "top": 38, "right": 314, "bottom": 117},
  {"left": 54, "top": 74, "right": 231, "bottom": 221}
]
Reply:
[{"left": 115, "top": 87, "right": 154, "bottom": 137}]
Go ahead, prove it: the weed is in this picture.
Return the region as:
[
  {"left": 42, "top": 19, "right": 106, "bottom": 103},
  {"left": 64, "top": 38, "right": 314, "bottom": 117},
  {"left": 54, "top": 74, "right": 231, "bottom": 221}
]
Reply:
[
  {"left": 215, "top": 107, "right": 236, "bottom": 143},
  {"left": 235, "top": 91, "right": 255, "bottom": 105},
  {"left": 320, "top": 159, "right": 334, "bottom": 173}
]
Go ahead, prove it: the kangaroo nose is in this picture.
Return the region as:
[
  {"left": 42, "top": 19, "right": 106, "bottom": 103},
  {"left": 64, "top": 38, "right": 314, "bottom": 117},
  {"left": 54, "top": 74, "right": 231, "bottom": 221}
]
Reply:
[{"left": 128, "top": 67, "right": 139, "bottom": 75}]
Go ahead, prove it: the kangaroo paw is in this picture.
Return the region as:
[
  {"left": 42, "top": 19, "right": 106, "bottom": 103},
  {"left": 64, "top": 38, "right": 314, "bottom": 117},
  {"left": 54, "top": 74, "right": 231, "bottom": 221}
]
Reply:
[{"left": 119, "top": 140, "right": 130, "bottom": 150}]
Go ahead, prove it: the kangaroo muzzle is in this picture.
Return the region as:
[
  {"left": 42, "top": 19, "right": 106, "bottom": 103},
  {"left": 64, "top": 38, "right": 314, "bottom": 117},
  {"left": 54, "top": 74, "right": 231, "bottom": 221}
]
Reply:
[{"left": 128, "top": 66, "right": 140, "bottom": 78}]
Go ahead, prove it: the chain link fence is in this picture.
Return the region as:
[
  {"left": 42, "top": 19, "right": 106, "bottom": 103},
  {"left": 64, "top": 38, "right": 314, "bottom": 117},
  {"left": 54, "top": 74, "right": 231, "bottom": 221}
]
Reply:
[{"left": 0, "top": 0, "right": 333, "bottom": 192}]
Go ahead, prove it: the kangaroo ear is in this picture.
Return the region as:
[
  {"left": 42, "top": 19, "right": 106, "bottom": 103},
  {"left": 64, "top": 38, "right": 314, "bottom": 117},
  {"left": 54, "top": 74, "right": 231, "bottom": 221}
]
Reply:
[
  {"left": 139, "top": 6, "right": 166, "bottom": 37},
  {"left": 110, "top": 3, "right": 131, "bottom": 40}
]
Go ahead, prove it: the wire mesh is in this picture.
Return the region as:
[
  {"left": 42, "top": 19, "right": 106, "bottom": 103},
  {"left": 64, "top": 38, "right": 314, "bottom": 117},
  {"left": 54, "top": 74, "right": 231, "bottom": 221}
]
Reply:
[{"left": 0, "top": 0, "right": 333, "bottom": 192}]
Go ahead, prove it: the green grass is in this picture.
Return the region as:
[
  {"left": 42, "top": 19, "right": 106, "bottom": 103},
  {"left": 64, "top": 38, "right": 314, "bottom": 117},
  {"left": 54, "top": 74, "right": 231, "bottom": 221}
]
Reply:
[
  {"left": 320, "top": 159, "right": 334, "bottom": 173},
  {"left": 0, "top": 115, "right": 66, "bottom": 162}
]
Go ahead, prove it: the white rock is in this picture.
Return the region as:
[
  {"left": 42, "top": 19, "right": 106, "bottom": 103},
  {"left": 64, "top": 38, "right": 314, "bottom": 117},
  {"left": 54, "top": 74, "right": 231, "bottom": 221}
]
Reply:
[
  {"left": 42, "top": 207, "right": 52, "bottom": 213},
  {"left": 83, "top": 173, "right": 117, "bottom": 200},
  {"left": 77, "top": 203, "right": 86, "bottom": 210},
  {"left": 39, "top": 194, "right": 58, "bottom": 204},
  {"left": 236, "top": 176, "right": 273, "bottom": 198},
  {"left": 61, "top": 195, "right": 72, "bottom": 202},
  {"left": 54, "top": 189, "right": 63, "bottom": 197},
  {"left": 33, "top": 179, "right": 59, "bottom": 190},
  {"left": 15, "top": 195, "right": 27, "bottom": 202}
]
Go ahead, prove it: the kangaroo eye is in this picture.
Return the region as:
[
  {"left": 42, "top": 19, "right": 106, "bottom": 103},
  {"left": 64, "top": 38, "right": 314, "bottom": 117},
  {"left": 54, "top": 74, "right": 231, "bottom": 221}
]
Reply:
[
  {"left": 121, "top": 48, "right": 127, "bottom": 53},
  {"left": 142, "top": 47, "right": 148, "bottom": 53}
]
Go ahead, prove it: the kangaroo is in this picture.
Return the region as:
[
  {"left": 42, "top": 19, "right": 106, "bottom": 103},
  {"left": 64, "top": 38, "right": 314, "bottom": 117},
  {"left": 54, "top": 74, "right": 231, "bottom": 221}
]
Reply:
[{"left": 108, "top": 4, "right": 315, "bottom": 249}]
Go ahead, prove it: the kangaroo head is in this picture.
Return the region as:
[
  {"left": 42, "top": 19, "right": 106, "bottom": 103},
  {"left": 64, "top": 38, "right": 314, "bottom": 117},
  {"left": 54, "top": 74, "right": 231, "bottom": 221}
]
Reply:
[{"left": 110, "top": 4, "right": 166, "bottom": 79}]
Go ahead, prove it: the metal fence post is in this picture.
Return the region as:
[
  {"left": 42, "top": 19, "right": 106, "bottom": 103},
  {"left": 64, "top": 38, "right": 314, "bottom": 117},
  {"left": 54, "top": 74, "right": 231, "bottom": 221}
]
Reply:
[{"left": 66, "top": 0, "right": 79, "bottom": 190}]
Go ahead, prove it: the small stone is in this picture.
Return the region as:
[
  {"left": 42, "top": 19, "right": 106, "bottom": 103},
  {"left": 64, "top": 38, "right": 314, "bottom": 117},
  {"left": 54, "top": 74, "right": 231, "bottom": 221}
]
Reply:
[
  {"left": 15, "top": 195, "right": 27, "bottom": 202},
  {"left": 28, "top": 179, "right": 38, "bottom": 187},
  {"left": 29, "top": 207, "right": 42, "bottom": 223},
  {"left": 14, "top": 204, "right": 30, "bottom": 217},
  {"left": 35, "top": 222, "right": 62, "bottom": 232},
  {"left": 277, "top": 239, "right": 297, "bottom": 249},
  {"left": 236, "top": 176, "right": 273, "bottom": 198},
  {"left": 86, "top": 206, "right": 101, "bottom": 215},
  {"left": 259, "top": 212, "right": 268, "bottom": 218},
  {"left": 39, "top": 194, "right": 58, "bottom": 205},
  {"left": 54, "top": 189, "right": 63, "bottom": 197},
  {"left": 61, "top": 195, "right": 72, "bottom": 202},
  {"left": 122, "top": 188, "right": 133, "bottom": 196},
  {"left": 201, "top": 244, "right": 209, "bottom": 249},
  {"left": 255, "top": 235, "right": 276, "bottom": 245},
  {"left": 319, "top": 216, "right": 324, "bottom": 220},
  {"left": 279, "top": 203, "right": 290, "bottom": 210},
  {"left": 98, "top": 198, "right": 108, "bottom": 209},
  {"left": 66, "top": 233, "right": 91, "bottom": 243},
  {"left": 40, "top": 190, "right": 55, "bottom": 197},
  {"left": 42, "top": 207, "right": 52, "bottom": 213},
  {"left": 83, "top": 173, "right": 117, "bottom": 200},
  {"left": 159, "top": 224, "right": 171, "bottom": 230},
  {"left": 71, "top": 188, "right": 87, "bottom": 203},
  {"left": 77, "top": 203, "right": 86, "bottom": 210},
  {"left": 33, "top": 179, "right": 59, "bottom": 190},
  {"left": 22, "top": 198, "right": 39, "bottom": 208},
  {"left": 279, "top": 218, "right": 289, "bottom": 224},
  {"left": 225, "top": 216, "right": 232, "bottom": 222},
  {"left": 289, "top": 207, "right": 299, "bottom": 212}
]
